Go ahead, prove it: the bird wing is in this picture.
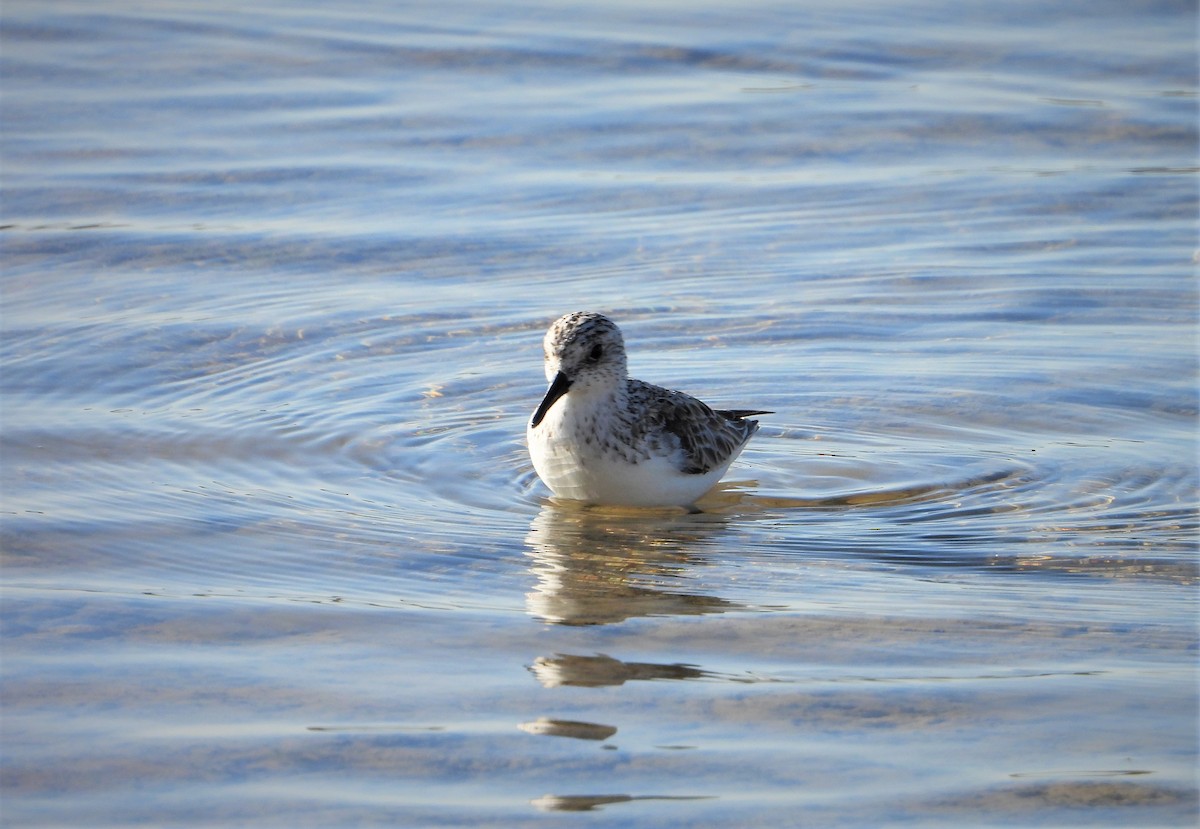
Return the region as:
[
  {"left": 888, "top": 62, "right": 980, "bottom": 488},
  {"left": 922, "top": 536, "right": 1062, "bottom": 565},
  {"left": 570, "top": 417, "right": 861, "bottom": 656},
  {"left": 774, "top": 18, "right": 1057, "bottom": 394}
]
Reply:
[{"left": 628, "top": 380, "right": 763, "bottom": 475}]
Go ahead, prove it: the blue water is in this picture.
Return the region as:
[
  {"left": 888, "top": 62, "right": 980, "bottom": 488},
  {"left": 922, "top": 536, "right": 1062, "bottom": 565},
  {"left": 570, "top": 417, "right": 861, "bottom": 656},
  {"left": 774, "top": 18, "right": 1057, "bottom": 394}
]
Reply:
[{"left": 2, "top": 1, "right": 1197, "bottom": 827}]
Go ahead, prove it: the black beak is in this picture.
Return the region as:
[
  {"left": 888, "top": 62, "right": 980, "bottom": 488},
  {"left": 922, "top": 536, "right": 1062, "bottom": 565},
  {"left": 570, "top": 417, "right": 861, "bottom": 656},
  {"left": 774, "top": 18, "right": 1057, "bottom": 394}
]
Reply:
[{"left": 531, "top": 371, "right": 572, "bottom": 428}]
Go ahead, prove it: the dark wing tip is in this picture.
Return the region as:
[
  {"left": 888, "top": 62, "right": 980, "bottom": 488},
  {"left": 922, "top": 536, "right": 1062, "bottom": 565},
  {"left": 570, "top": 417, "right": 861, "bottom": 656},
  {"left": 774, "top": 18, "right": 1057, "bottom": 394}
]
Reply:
[{"left": 714, "top": 409, "right": 773, "bottom": 420}]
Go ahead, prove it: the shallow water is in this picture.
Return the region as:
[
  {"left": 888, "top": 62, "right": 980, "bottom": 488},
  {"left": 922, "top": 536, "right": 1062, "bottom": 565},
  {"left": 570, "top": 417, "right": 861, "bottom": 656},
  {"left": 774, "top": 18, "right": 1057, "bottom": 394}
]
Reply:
[{"left": 2, "top": 1, "right": 1197, "bottom": 826}]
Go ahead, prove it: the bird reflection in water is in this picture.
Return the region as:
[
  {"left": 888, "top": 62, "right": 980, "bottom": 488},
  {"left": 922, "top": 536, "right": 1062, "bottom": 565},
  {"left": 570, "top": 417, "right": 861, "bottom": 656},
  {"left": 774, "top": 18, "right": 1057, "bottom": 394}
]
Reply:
[
  {"left": 531, "top": 793, "right": 715, "bottom": 812},
  {"left": 520, "top": 502, "right": 747, "bottom": 816},
  {"left": 529, "top": 652, "right": 709, "bottom": 688},
  {"left": 522, "top": 500, "right": 744, "bottom": 626}
]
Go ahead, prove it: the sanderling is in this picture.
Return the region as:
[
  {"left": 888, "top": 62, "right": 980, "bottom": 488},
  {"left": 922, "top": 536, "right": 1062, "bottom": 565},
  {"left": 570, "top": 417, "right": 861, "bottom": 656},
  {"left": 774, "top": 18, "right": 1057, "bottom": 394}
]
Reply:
[{"left": 527, "top": 311, "right": 770, "bottom": 507}]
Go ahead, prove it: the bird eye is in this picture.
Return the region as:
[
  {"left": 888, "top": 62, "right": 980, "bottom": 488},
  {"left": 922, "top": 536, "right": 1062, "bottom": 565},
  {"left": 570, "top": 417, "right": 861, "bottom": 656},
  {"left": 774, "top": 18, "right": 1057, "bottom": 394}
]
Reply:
[{"left": 588, "top": 344, "right": 603, "bottom": 362}]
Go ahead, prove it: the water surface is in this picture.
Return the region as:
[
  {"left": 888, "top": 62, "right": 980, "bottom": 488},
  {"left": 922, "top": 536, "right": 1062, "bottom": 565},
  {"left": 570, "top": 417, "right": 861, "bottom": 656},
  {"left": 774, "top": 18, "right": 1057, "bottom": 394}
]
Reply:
[{"left": 2, "top": 1, "right": 1197, "bottom": 827}]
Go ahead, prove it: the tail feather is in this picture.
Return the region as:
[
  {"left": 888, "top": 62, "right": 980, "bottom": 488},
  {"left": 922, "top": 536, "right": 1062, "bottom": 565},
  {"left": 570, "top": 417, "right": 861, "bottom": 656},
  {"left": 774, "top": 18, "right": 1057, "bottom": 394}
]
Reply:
[{"left": 715, "top": 409, "right": 773, "bottom": 421}]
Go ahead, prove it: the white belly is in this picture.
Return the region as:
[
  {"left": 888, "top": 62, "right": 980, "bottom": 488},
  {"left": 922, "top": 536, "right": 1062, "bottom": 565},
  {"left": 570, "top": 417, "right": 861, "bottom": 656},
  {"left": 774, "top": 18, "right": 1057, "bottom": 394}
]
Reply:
[{"left": 527, "top": 408, "right": 738, "bottom": 507}]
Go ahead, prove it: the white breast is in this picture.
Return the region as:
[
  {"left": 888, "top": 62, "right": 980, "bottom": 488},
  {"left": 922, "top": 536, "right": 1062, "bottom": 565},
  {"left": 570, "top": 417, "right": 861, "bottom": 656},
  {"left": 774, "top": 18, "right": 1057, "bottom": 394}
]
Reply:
[{"left": 527, "top": 394, "right": 739, "bottom": 507}]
